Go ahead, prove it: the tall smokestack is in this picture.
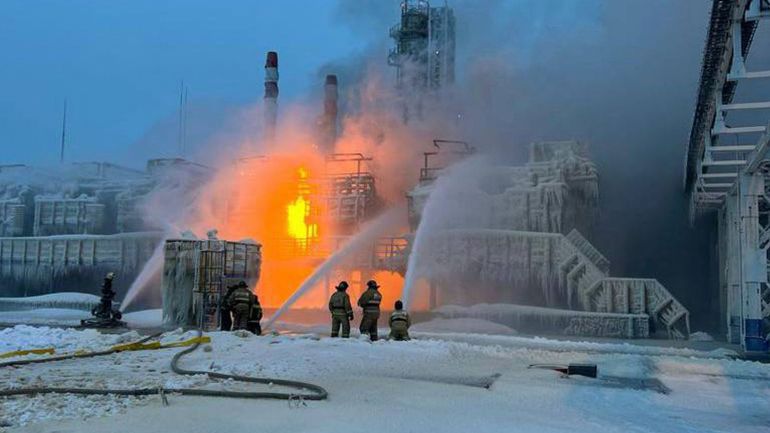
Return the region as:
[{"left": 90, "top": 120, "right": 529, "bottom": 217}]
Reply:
[
  {"left": 319, "top": 74, "right": 338, "bottom": 154},
  {"left": 263, "top": 51, "right": 279, "bottom": 144}
]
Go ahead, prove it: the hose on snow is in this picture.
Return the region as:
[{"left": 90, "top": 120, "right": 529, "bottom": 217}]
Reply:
[{"left": 0, "top": 329, "right": 328, "bottom": 401}]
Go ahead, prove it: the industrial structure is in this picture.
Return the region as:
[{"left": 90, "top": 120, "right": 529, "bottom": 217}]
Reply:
[
  {"left": 318, "top": 74, "right": 339, "bottom": 154},
  {"left": 389, "top": 0, "right": 455, "bottom": 120},
  {"left": 0, "top": 3, "right": 698, "bottom": 344},
  {"left": 0, "top": 159, "right": 209, "bottom": 298},
  {"left": 407, "top": 140, "right": 690, "bottom": 339},
  {"left": 683, "top": 0, "right": 770, "bottom": 352},
  {"left": 161, "top": 237, "right": 261, "bottom": 330}
]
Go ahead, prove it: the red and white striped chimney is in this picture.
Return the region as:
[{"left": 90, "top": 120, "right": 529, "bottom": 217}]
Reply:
[{"left": 263, "top": 51, "right": 279, "bottom": 143}]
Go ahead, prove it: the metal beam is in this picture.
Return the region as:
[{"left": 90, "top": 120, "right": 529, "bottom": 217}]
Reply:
[
  {"left": 712, "top": 125, "right": 767, "bottom": 134},
  {"left": 721, "top": 101, "right": 770, "bottom": 111},
  {"left": 702, "top": 159, "right": 747, "bottom": 166},
  {"left": 707, "top": 145, "right": 756, "bottom": 152},
  {"left": 728, "top": 70, "right": 770, "bottom": 80},
  {"left": 701, "top": 183, "right": 734, "bottom": 188},
  {"left": 702, "top": 172, "right": 739, "bottom": 178}
]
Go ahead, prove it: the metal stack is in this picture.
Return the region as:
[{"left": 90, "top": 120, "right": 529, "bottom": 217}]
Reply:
[{"left": 263, "top": 51, "right": 279, "bottom": 144}]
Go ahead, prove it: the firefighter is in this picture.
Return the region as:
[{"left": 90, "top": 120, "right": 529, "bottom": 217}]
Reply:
[
  {"left": 82, "top": 271, "right": 124, "bottom": 328},
  {"left": 93, "top": 272, "right": 119, "bottom": 320},
  {"left": 225, "top": 280, "right": 253, "bottom": 331},
  {"left": 357, "top": 280, "right": 382, "bottom": 341},
  {"left": 220, "top": 284, "right": 238, "bottom": 331},
  {"left": 247, "top": 292, "right": 263, "bottom": 335},
  {"left": 328, "top": 281, "right": 353, "bottom": 338},
  {"left": 389, "top": 300, "right": 411, "bottom": 341}
]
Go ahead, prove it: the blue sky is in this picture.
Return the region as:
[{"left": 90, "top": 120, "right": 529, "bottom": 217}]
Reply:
[{"left": 0, "top": 0, "right": 378, "bottom": 166}]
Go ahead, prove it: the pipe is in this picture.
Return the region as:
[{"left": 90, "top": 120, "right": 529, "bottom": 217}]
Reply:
[
  {"left": 264, "top": 51, "right": 279, "bottom": 144},
  {"left": 320, "top": 74, "right": 338, "bottom": 153}
]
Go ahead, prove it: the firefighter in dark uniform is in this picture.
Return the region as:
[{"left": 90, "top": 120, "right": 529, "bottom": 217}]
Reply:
[
  {"left": 220, "top": 283, "right": 238, "bottom": 331},
  {"left": 328, "top": 281, "right": 353, "bottom": 338},
  {"left": 389, "top": 300, "right": 411, "bottom": 341},
  {"left": 247, "top": 292, "right": 263, "bottom": 335},
  {"left": 93, "top": 272, "right": 121, "bottom": 320},
  {"left": 225, "top": 281, "right": 253, "bottom": 331},
  {"left": 357, "top": 280, "right": 383, "bottom": 341}
]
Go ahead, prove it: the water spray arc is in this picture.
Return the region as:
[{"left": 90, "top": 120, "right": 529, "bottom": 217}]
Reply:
[{"left": 265, "top": 207, "right": 403, "bottom": 328}]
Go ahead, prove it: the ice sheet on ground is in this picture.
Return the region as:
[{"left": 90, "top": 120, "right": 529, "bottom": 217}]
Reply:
[
  {"left": 0, "top": 309, "right": 90, "bottom": 327},
  {"left": 0, "top": 307, "right": 163, "bottom": 329},
  {"left": 689, "top": 331, "right": 714, "bottom": 342},
  {"left": 0, "top": 293, "right": 100, "bottom": 311},
  {"left": 122, "top": 309, "right": 163, "bottom": 328},
  {"left": 411, "top": 317, "right": 517, "bottom": 335}
]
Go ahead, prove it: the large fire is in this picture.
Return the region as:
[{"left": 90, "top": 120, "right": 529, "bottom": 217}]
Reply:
[
  {"left": 175, "top": 81, "right": 443, "bottom": 312},
  {"left": 185, "top": 139, "right": 415, "bottom": 311},
  {"left": 286, "top": 167, "right": 318, "bottom": 250}
]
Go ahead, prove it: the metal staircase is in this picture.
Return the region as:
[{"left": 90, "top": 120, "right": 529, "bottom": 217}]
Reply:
[
  {"left": 558, "top": 232, "right": 690, "bottom": 339},
  {"left": 583, "top": 278, "right": 690, "bottom": 339},
  {"left": 565, "top": 229, "right": 610, "bottom": 273}
]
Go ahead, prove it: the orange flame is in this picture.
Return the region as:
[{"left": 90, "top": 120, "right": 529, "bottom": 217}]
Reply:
[
  {"left": 179, "top": 90, "right": 434, "bottom": 311},
  {"left": 286, "top": 167, "right": 318, "bottom": 251}
]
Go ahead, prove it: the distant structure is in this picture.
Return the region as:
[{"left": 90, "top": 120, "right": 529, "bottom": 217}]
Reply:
[
  {"left": 388, "top": 0, "right": 456, "bottom": 120},
  {"left": 0, "top": 159, "right": 210, "bottom": 299},
  {"left": 683, "top": 0, "right": 770, "bottom": 353},
  {"left": 263, "top": 51, "right": 279, "bottom": 144}
]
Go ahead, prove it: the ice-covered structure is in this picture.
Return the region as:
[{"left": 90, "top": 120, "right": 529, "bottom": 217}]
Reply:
[
  {"left": 161, "top": 238, "right": 261, "bottom": 330},
  {"left": 408, "top": 141, "right": 690, "bottom": 339},
  {"left": 0, "top": 160, "right": 210, "bottom": 299}
]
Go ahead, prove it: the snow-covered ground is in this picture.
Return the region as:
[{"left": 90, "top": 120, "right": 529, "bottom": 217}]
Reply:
[
  {"left": 412, "top": 317, "right": 518, "bottom": 335},
  {"left": 0, "top": 324, "right": 768, "bottom": 432}
]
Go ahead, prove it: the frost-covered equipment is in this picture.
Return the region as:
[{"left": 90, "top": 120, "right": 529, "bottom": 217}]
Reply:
[
  {"left": 324, "top": 153, "right": 380, "bottom": 232},
  {"left": 161, "top": 239, "right": 261, "bottom": 330},
  {"left": 0, "top": 199, "right": 25, "bottom": 237},
  {"left": 0, "top": 232, "right": 161, "bottom": 298},
  {"left": 33, "top": 196, "right": 106, "bottom": 236},
  {"left": 388, "top": 0, "right": 455, "bottom": 92},
  {"left": 683, "top": 0, "right": 770, "bottom": 352},
  {"left": 407, "top": 139, "right": 689, "bottom": 339}
]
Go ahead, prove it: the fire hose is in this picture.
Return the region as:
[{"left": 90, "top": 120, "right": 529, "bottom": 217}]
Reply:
[{"left": 0, "top": 329, "right": 328, "bottom": 401}]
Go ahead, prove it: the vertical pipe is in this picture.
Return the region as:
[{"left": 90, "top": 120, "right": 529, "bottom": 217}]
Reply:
[
  {"left": 264, "top": 51, "right": 279, "bottom": 144},
  {"left": 321, "top": 74, "right": 338, "bottom": 154},
  {"left": 59, "top": 99, "right": 67, "bottom": 164}
]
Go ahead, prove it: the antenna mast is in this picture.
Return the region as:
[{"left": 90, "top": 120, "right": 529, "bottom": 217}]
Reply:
[{"left": 59, "top": 99, "right": 67, "bottom": 163}]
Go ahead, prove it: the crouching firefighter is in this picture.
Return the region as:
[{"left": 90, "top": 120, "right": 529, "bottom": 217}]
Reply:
[
  {"left": 389, "top": 300, "right": 411, "bottom": 341},
  {"left": 225, "top": 281, "right": 254, "bottom": 331},
  {"left": 328, "top": 281, "right": 353, "bottom": 338},
  {"left": 358, "top": 280, "right": 383, "bottom": 341},
  {"left": 247, "top": 292, "right": 263, "bottom": 335}
]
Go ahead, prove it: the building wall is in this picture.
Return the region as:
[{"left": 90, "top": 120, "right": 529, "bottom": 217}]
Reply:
[{"left": 0, "top": 232, "right": 162, "bottom": 298}]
